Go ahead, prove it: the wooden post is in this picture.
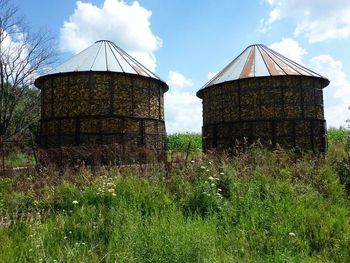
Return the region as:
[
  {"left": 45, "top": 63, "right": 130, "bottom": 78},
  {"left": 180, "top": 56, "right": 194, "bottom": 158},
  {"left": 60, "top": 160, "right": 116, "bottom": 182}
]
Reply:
[
  {"left": 31, "top": 134, "right": 40, "bottom": 173},
  {"left": 185, "top": 141, "right": 192, "bottom": 161},
  {"left": 0, "top": 136, "right": 4, "bottom": 176}
]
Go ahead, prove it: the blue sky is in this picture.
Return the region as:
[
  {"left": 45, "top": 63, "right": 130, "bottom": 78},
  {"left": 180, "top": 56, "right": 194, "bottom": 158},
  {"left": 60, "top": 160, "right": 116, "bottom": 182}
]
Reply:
[{"left": 13, "top": 0, "right": 350, "bottom": 132}]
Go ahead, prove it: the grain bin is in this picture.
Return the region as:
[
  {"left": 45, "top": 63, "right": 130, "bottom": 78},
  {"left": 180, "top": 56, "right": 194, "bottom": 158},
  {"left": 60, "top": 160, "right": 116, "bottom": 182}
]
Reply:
[
  {"left": 35, "top": 40, "right": 168, "bottom": 165},
  {"left": 197, "top": 44, "right": 329, "bottom": 153}
]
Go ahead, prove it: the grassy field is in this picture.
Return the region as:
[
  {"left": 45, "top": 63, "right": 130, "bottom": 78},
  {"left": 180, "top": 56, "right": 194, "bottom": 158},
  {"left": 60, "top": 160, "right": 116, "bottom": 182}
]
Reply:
[
  {"left": 166, "top": 133, "right": 202, "bottom": 162},
  {"left": 328, "top": 127, "right": 350, "bottom": 147},
  {"left": 1, "top": 128, "right": 350, "bottom": 262},
  {"left": 166, "top": 132, "right": 202, "bottom": 153}
]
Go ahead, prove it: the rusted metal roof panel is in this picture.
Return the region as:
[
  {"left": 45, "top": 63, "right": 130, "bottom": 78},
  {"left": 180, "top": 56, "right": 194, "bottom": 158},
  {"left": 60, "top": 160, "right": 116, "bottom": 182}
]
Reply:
[
  {"left": 46, "top": 40, "right": 161, "bottom": 80},
  {"left": 240, "top": 47, "right": 255, "bottom": 78},
  {"left": 199, "top": 44, "right": 329, "bottom": 95}
]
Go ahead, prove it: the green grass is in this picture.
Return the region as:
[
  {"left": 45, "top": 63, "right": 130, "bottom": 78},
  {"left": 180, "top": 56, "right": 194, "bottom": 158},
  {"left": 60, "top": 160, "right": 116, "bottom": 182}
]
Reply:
[
  {"left": 166, "top": 133, "right": 202, "bottom": 161},
  {"left": 328, "top": 127, "right": 350, "bottom": 147},
  {"left": 166, "top": 128, "right": 350, "bottom": 152},
  {"left": 4, "top": 150, "right": 35, "bottom": 168},
  {"left": 1, "top": 145, "right": 350, "bottom": 262},
  {"left": 166, "top": 133, "right": 202, "bottom": 153}
]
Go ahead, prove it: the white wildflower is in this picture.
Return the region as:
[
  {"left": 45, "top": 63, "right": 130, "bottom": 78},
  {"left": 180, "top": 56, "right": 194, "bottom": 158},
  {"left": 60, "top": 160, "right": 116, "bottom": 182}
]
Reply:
[
  {"left": 108, "top": 188, "right": 115, "bottom": 193},
  {"left": 191, "top": 160, "right": 195, "bottom": 163},
  {"left": 218, "top": 188, "right": 222, "bottom": 192},
  {"left": 200, "top": 166, "right": 206, "bottom": 169},
  {"left": 72, "top": 200, "right": 79, "bottom": 205},
  {"left": 220, "top": 172, "right": 224, "bottom": 175},
  {"left": 289, "top": 232, "right": 296, "bottom": 237},
  {"left": 206, "top": 169, "right": 210, "bottom": 172},
  {"left": 208, "top": 176, "right": 214, "bottom": 181},
  {"left": 211, "top": 183, "right": 215, "bottom": 187},
  {"left": 112, "top": 193, "right": 117, "bottom": 197}
]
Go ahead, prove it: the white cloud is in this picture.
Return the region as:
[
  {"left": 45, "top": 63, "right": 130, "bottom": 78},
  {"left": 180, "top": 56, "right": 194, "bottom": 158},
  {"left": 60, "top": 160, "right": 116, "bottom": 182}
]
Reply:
[
  {"left": 270, "top": 38, "right": 350, "bottom": 127},
  {"left": 309, "top": 55, "right": 350, "bottom": 127},
  {"left": 269, "top": 38, "right": 306, "bottom": 64},
  {"left": 1, "top": 31, "right": 38, "bottom": 85},
  {"left": 59, "top": 0, "right": 161, "bottom": 71},
  {"left": 165, "top": 71, "right": 202, "bottom": 133},
  {"left": 167, "top": 70, "right": 193, "bottom": 89},
  {"left": 262, "top": 0, "right": 350, "bottom": 42}
]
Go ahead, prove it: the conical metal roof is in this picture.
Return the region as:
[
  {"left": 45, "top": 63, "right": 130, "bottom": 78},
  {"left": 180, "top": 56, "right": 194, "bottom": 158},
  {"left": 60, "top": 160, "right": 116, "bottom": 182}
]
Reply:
[
  {"left": 43, "top": 40, "right": 161, "bottom": 80},
  {"left": 197, "top": 44, "right": 329, "bottom": 97}
]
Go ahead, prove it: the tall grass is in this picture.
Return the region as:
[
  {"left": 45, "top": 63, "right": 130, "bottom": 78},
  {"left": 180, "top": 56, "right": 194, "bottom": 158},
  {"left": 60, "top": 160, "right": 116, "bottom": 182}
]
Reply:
[
  {"left": 328, "top": 127, "right": 350, "bottom": 147},
  {"left": 1, "top": 146, "right": 350, "bottom": 262},
  {"left": 166, "top": 133, "right": 202, "bottom": 153},
  {"left": 3, "top": 129, "right": 347, "bottom": 167},
  {"left": 4, "top": 150, "right": 35, "bottom": 167}
]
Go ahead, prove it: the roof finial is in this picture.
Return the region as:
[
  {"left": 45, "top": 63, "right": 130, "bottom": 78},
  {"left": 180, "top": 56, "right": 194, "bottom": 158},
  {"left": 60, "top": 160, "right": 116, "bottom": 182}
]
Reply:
[{"left": 95, "top": 39, "right": 112, "bottom": 43}]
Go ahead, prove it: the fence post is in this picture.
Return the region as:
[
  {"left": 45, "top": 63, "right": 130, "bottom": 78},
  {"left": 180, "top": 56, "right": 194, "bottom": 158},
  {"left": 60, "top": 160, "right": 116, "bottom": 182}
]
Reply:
[
  {"left": 0, "top": 136, "right": 4, "bottom": 176},
  {"left": 31, "top": 134, "right": 40, "bottom": 173},
  {"left": 185, "top": 141, "right": 192, "bottom": 161}
]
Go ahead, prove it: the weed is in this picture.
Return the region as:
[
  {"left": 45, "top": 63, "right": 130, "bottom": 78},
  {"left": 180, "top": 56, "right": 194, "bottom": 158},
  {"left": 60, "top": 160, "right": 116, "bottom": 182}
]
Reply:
[{"left": 1, "top": 133, "right": 350, "bottom": 262}]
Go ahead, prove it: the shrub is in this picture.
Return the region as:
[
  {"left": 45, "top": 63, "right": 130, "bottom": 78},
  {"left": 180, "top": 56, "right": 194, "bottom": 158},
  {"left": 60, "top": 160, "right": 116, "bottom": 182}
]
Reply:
[
  {"left": 1, "top": 146, "right": 350, "bottom": 262},
  {"left": 328, "top": 127, "right": 350, "bottom": 147}
]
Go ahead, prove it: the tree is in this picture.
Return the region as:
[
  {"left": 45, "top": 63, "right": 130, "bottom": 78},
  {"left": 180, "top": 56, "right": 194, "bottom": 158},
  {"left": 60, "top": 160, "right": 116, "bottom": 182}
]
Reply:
[{"left": 0, "top": 0, "right": 56, "bottom": 139}]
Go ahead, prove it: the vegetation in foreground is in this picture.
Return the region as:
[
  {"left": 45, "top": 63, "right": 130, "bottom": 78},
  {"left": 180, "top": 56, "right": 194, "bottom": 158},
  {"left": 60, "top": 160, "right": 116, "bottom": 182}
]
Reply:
[{"left": 1, "top": 131, "right": 350, "bottom": 262}]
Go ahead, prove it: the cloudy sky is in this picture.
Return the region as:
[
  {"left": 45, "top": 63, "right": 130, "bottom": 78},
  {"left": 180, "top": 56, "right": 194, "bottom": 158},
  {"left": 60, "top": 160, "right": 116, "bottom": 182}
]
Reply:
[{"left": 14, "top": 0, "right": 350, "bottom": 132}]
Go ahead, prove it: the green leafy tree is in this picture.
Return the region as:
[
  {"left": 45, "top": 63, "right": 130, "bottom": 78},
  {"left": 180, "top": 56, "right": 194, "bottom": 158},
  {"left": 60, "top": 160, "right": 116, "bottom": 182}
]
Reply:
[
  {"left": 6, "top": 83, "right": 40, "bottom": 137},
  {"left": 0, "top": 0, "right": 56, "bottom": 139}
]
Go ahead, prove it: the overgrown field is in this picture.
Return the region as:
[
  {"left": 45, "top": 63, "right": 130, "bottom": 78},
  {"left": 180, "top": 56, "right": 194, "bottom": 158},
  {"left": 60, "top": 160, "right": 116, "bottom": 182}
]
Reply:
[{"left": 0, "top": 129, "right": 350, "bottom": 262}]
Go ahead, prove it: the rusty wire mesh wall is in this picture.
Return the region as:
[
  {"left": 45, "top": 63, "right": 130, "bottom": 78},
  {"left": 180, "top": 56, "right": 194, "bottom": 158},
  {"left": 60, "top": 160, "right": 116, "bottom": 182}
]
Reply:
[
  {"left": 201, "top": 76, "right": 327, "bottom": 152},
  {"left": 36, "top": 72, "right": 167, "bottom": 165}
]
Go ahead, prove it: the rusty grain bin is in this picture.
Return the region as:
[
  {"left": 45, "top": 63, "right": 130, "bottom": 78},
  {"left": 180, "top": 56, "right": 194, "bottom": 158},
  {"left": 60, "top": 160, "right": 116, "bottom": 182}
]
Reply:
[
  {"left": 197, "top": 44, "right": 329, "bottom": 153},
  {"left": 35, "top": 40, "right": 168, "bottom": 164}
]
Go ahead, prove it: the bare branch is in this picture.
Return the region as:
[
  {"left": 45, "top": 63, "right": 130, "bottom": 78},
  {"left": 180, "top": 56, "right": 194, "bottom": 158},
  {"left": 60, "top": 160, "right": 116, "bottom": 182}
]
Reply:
[{"left": 0, "top": 0, "right": 57, "bottom": 138}]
